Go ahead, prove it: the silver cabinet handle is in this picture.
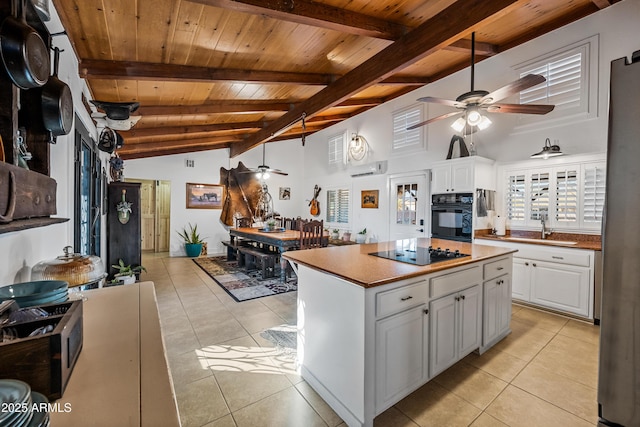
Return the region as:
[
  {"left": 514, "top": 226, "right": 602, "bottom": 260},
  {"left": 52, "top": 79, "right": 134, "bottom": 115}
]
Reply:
[
  {"left": 497, "top": 267, "right": 504, "bottom": 270},
  {"left": 400, "top": 296, "right": 413, "bottom": 301},
  {"left": 461, "top": 295, "right": 466, "bottom": 300},
  {"left": 552, "top": 256, "right": 564, "bottom": 260},
  {"left": 424, "top": 309, "right": 429, "bottom": 315},
  {"left": 455, "top": 296, "right": 460, "bottom": 301}
]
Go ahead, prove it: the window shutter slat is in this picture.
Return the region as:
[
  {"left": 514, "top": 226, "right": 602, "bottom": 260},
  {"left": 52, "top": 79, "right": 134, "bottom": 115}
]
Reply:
[{"left": 392, "top": 106, "right": 422, "bottom": 151}]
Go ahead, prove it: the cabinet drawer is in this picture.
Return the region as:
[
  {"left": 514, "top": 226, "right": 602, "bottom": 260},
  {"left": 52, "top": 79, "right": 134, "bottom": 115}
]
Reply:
[
  {"left": 377, "top": 280, "right": 429, "bottom": 318},
  {"left": 515, "top": 248, "right": 591, "bottom": 267},
  {"left": 430, "top": 266, "right": 481, "bottom": 298},
  {"left": 483, "top": 257, "right": 511, "bottom": 280}
]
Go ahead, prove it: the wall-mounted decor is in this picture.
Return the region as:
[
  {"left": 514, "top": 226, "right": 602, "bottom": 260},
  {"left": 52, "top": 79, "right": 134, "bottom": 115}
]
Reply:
[
  {"left": 186, "top": 182, "right": 224, "bottom": 209},
  {"left": 116, "top": 189, "right": 132, "bottom": 224},
  {"left": 361, "top": 190, "right": 379, "bottom": 209},
  {"left": 279, "top": 187, "right": 291, "bottom": 200}
]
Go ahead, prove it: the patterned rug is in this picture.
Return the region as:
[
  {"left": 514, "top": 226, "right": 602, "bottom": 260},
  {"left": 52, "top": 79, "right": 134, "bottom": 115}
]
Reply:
[{"left": 193, "top": 256, "right": 297, "bottom": 302}]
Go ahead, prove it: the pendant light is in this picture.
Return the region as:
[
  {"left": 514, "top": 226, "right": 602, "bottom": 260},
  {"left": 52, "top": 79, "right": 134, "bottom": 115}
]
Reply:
[{"left": 531, "top": 138, "right": 563, "bottom": 159}]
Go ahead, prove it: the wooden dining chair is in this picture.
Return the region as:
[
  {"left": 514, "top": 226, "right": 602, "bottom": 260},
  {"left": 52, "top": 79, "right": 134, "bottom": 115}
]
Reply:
[{"left": 299, "top": 219, "right": 326, "bottom": 250}]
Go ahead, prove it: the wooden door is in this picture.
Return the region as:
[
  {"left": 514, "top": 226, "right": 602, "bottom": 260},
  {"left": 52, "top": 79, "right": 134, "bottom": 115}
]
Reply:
[
  {"left": 389, "top": 173, "right": 428, "bottom": 241},
  {"left": 155, "top": 180, "right": 171, "bottom": 252},
  {"left": 139, "top": 180, "right": 155, "bottom": 251}
]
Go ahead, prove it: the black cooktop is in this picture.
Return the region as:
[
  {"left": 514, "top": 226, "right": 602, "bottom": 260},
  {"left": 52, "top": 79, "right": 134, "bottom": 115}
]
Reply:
[{"left": 369, "top": 245, "right": 469, "bottom": 266}]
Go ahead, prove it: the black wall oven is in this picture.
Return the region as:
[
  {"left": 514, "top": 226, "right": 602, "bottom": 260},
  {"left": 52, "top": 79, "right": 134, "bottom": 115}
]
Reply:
[{"left": 431, "top": 193, "right": 473, "bottom": 242}]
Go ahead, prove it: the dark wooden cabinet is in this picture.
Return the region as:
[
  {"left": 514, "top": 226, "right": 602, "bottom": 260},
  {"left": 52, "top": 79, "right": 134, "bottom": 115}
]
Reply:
[{"left": 107, "top": 182, "right": 141, "bottom": 278}]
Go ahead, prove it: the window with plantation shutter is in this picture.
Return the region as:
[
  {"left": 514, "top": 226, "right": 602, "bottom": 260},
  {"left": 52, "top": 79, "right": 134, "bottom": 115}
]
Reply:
[
  {"left": 328, "top": 132, "right": 345, "bottom": 166},
  {"left": 392, "top": 105, "right": 424, "bottom": 153},
  {"left": 506, "top": 173, "right": 526, "bottom": 222},
  {"left": 326, "top": 188, "right": 350, "bottom": 225},
  {"left": 555, "top": 168, "right": 578, "bottom": 223},
  {"left": 582, "top": 162, "right": 606, "bottom": 226},
  {"left": 530, "top": 172, "right": 550, "bottom": 221},
  {"left": 515, "top": 36, "right": 597, "bottom": 126}
]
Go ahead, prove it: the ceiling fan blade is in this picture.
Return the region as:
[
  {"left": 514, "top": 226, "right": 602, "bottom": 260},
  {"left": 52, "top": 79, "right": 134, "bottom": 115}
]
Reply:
[
  {"left": 487, "top": 103, "right": 555, "bottom": 114},
  {"left": 407, "top": 111, "right": 463, "bottom": 130},
  {"left": 480, "top": 74, "right": 546, "bottom": 105},
  {"left": 416, "top": 96, "right": 465, "bottom": 108},
  {"left": 269, "top": 170, "right": 289, "bottom": 176}
]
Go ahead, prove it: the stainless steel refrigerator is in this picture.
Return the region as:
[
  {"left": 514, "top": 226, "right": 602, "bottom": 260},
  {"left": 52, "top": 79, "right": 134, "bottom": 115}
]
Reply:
[{"left": 598, "top": 49, "right": 640, "bottom": 427}]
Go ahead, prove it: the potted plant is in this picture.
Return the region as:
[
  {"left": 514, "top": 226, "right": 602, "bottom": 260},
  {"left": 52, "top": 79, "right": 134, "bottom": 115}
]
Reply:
[
  {"left": 331, "top": 228, "right": 340, "bottom": 240},
  {"left": 356, "top": 228, "right": 367, "bottom": 244},
  {"left": 112, "top": 259, "right": 147, "bottom": 285},
  {"left": 265, "top": 219, "right": 277, "bottom": 231},
  {"left": 177, "top": 223, "right": 205, "bottom": 257}
]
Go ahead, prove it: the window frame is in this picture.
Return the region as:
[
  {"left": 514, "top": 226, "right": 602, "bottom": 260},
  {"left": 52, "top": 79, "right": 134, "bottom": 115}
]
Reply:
[
  {"left": 325, "top": 185, "right": 351, "bottom": 230},
  {"left": 512, "top": 35, "right": 599, "bottom": 130},
  {"left": 391, "top": 103, "right": 426, "bottom": 155},
  {"left": 327, "top": 131, "right": 347, "bottom": 168}
]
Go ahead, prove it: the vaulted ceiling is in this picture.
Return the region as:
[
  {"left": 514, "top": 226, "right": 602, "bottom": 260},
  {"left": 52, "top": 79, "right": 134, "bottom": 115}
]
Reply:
[{"left": 51, "top": 0, "right": 619, "bottom": 160}]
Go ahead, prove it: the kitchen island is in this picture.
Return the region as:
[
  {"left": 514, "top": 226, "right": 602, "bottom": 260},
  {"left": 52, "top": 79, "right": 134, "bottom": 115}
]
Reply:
[{"left": 283, "top": 238, "right": 516, "bottom": 427}]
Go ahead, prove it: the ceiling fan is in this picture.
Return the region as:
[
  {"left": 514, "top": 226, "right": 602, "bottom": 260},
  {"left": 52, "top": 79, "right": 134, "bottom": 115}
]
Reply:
[
  {"left": 240, "top": 143, "right": 288, "bottom": 179},
  {"left": 408, "top": 32, "right": 555, "bottom": 132}
]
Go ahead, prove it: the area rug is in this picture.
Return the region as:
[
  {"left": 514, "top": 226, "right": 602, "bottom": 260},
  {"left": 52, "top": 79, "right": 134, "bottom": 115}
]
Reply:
[{"left": 193, "top": 256, "right": 297, "bottom": 302}]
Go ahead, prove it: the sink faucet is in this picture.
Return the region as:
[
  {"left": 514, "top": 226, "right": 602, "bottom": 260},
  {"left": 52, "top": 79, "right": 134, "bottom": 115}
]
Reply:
[{"left": 541, "top": 215, "right": 552, "bottom": 239}]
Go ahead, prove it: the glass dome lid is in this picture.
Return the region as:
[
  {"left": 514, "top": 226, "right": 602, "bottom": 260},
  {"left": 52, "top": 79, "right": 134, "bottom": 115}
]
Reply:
[{"left": 32, "top": 246, "right": 106, "bottom": 287}]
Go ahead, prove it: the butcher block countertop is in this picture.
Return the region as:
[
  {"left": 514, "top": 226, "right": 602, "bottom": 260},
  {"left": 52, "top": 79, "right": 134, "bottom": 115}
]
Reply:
[{"left": 283, "top": 238, "right": 516, "bottom": 288}]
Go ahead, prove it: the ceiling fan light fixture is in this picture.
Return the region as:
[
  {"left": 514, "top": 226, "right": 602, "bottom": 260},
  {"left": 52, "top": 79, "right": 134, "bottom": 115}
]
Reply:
[
  {"left": 477, "top": 115, "right": 492, "bottom": 130},
  {"left": 451, "top": 117, "right": 466, "bottom": 132},
  {"left": 466, "top": 109, "right": 482, "bottom": 126},
  {"left": 531, "top": 138, "right": 563, "bottom": 159},
  {"left": 261, "top": 171, "right": 270, "bottom": 180}
]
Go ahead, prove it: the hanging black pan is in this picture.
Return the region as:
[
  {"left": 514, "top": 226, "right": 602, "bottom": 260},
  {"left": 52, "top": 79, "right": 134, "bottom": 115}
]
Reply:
[
  {"left": 41, "top": 47, "right": 73, "bottom": 141},
  {"left": 0, "top": 0, "right": 50, "bottom": 89}
]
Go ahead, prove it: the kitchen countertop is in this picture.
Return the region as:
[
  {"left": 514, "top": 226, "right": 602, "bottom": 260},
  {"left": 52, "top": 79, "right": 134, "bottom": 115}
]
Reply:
[
  {"left": 474, "top": 229, "right": 602, "bottom": 251},
  {"left": 283, "top": 237, "right": 516, "bottom": 288}
]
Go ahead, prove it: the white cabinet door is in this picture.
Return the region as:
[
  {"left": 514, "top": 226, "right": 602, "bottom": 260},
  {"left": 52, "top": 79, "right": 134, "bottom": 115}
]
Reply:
[
  {"left": 429, "top": 284, "right": 481, "bottom": 377},
  {"left": 530, "top": 260, "right": 591, "bottom": 317},
  {"left": 431, "top": 165, "right": 452, "bottom": 194},
  {"left": 483, "top": 276, "right": 511, "bottom": 348},
  {"left": 512, "top": 257, "right": 531, "bottom": 301},
  {"left": 498, "top": 276, "right": 512, "bottom": 334},
  {"left": 429, "top": 294, "right": 457, "bottom": 377},
  {"left": 451, "top": 161, "right": 474, "bottom": 193},
  {"left": 376, "top": 304, "right": 429, "bottom": 411},
  {"left": 458, "top": 284, "right": 482, "bottom": 358}
]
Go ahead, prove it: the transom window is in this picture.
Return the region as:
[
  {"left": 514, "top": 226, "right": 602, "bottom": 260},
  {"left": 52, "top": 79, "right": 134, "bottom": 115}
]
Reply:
[{"left": 392, "top": 104, "right": 425, "bottom": 153}]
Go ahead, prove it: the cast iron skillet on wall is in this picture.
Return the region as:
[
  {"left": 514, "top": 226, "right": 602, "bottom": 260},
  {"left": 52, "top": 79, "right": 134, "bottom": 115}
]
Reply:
[
  {"left": 0, "top": 0, "right": 50, "bottom": 89},
  {"left": 40, "top": 47, "right": 73, "bottom": 142}
]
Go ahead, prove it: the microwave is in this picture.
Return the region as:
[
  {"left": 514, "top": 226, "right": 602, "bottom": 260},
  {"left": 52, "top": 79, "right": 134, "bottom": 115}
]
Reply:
[{"left": 430, "top": 193, "right": 473, "bottom": 242}]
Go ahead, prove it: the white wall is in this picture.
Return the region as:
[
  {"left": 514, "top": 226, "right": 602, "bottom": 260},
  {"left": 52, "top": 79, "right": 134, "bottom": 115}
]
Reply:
[
  {"left": 300, "top": 0, "right": 639, "bottom": 242},
  {"left": 125, "top": 138, "right": 305, "bottom": 256}
]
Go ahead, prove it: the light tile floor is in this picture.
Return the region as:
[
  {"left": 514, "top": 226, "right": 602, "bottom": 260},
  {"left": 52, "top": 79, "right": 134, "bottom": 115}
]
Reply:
[{"left": 142, "top": 253, "right": 600, "bottom": 427}]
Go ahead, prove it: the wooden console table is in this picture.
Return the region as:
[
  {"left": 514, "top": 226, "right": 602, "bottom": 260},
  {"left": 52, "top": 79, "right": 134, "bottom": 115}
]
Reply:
[{"left": 49, "top": 282, "right": 180, "bottom": 427}]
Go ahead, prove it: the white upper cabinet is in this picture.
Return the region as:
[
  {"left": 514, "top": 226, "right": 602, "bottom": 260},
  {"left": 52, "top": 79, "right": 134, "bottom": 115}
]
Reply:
[{"left": 431, "top": 157, "right": 495, "bottom": 194}]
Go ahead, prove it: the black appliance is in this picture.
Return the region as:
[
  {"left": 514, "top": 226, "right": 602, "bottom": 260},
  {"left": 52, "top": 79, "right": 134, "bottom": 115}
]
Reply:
[
  {"left": 370, "top": 245, "right": 469, "bottom": 266},
  {"left": 431, "top": 193, "right": 473, "bottom": 242}
]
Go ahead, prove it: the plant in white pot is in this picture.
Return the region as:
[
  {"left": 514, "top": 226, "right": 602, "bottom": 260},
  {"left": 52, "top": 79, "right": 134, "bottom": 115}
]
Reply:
[
  {"left": 356, "top": 228, "right": 367, "bottom": 244},
  {"left": 112, "top": 259, "right": 146, "bottom": 284},
  {"left": 177, "top": 223, "right": 205, "bottom": 257}
]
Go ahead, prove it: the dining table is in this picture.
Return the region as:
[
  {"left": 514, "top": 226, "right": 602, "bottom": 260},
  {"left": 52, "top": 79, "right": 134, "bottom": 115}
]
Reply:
[{"left": 229, "top": 227, "right": 328, "bottom": 281}]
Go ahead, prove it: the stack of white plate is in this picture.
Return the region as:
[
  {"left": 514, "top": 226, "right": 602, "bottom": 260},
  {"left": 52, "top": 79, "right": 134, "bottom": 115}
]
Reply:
[{"left": 0, "top": 379, "right": 50, "bottom": 427}]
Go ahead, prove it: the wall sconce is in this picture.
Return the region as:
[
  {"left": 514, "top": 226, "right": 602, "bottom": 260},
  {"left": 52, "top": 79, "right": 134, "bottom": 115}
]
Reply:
[
  {"left": 531, "top": 138, "right": 563, "bottom": 159},
  {"left": 348, "top": 133, "right": 369, "bottom": 161}
]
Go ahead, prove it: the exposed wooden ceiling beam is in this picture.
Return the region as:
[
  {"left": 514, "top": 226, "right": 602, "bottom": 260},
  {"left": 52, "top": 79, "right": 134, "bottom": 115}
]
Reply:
[
  {"left": 119, "top": 144, "right": 229, "bottom": 160},
  {"left": 230, "top": 0, "right": 519, "bottom": 157},
  {"left": 187, "top": 0, "right": 409, "bottom": 40},
  {"left": 80, "top": 59, "right": 338, "bottom": 85},
  {"left": 135, "top": 98, "right": 383, "bottom": 117},
  {"left": 121, "top": 121, "right": 265, "bottom": 139},
  {"left": 121, "top": 113, "right": 351, "bottom": 140},
  {"left": 187, "top": 0, "right": 498, "bottom": 56},
  {"left": 80, "top": 58, "right": 429, "bottom": 86},
  {"left": 118, "top": 135, "right": 240, "bottom": 158}
]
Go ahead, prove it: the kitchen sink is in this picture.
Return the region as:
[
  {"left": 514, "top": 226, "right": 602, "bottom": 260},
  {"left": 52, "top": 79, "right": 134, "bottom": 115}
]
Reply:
[{"left": 504, "top": 237, "right": 578, "bottom": 245}]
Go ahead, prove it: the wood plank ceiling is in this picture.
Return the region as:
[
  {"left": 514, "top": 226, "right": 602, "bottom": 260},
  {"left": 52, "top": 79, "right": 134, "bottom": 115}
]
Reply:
[{"left": 51, "top": 0, "right": 618, "bottom": 159}]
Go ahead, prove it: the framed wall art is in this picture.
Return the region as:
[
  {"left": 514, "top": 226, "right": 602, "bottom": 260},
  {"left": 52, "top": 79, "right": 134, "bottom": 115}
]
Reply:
[
  {"left": 361, "top": 190, "right": 379, "bottom": 209},
  {"left": 279, "top": 187, "right": 291, "bottom": 200},
  {"left": 186, "top": 182, "right": 224, "bottom": 209}
]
